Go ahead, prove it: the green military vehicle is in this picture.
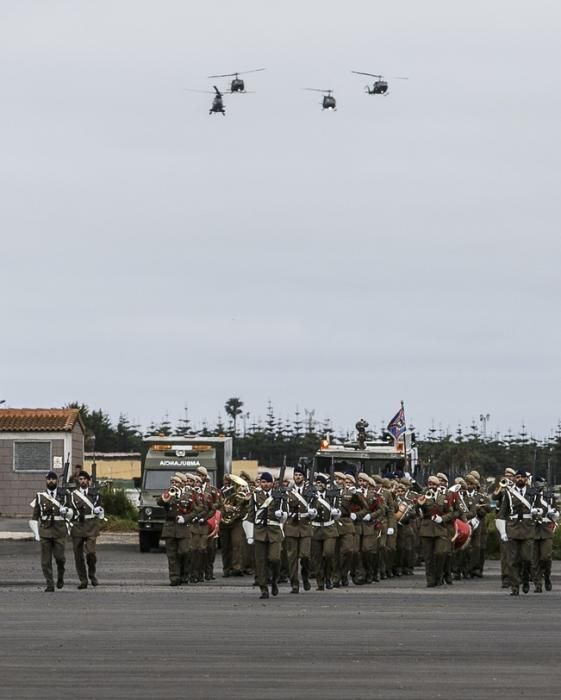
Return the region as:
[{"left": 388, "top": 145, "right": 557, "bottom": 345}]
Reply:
[
  {"left": 313, "top": 430, "right": 416, "bottom": 478},
  {"left": 137, "top": 436, "right": 232, "bottom": 552}
]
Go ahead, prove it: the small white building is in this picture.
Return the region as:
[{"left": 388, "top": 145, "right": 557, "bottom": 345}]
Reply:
[{"left": 0, "top": 408, "right": 85, "bottom": 516}]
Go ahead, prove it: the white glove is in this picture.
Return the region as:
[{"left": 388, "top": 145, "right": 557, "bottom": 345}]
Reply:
[
  {"left": 350, "top": 512, "right": 357, "bottom": 521},
  {"left": 275, "top": 509, "right": 284, "bottom": 519},
  {"left": 331, "top": 508, "right": 341, "bottom": 520},
  {"left": 531, "top": 507, "right": 543, "bottom": 516},
  {"left": 176, "top": 515, "right": 185, "bottom": 524},
  {"left": 432, "top": 515, "right": 443, "bottom": 524},
  {"left": 307, "top": 508, "right": 317, "bottom": 519},
  {"left": 349, "top": 487, "right": 357, "bottom": 494},
  {"left": 363, "top": 513, "right": 372, "bottom": 522},
  {"left": 547, "top": 509, "right": 559, "bottom": 521},
  {"left": 500, "top": 533, "right": 508, "bottom": 542},
  {"left": 469, "top": 517, "right": 480, "bottom": 528},
  {"left": 58, "top": 506, "right": 67, "bottom": 516},
  {"left": 387, "top": 527, "right": 395, "bottom": 536},
  {"left": 93, "top": 506, "right": 102, "bottom": 515},
  {"left": 247, "top": 537, "right": 254, "bottom": 545}
]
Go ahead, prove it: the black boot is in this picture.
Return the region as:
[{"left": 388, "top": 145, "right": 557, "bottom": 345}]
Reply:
[
  {"left": 544, "top": 561, "right": 552, "bottom": 592},
  {"left": 259, "top": 587, "right": 269, "bottom": 599},
  {"left": 301, "top": 559, "right": 311, "bottom": 591},
  {"left": 271, "top": 562, "right": 280, "bottom": 596},
  {"left": 56, "top": 565, "right": 64, "bottom": 590},
  {"left": 87, "top": 554, "right": 98, "bottom": 586},
  {"left": 190, "top": 551, "right": 200, "bottom": 583},
  {"left": 522, "top": 562, "right": 530, "bottom": 594}
]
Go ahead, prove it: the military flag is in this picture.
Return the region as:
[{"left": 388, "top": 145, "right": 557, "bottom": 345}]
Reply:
[{"left": 387, "top": 402, "right": 406, "bottom": 443}]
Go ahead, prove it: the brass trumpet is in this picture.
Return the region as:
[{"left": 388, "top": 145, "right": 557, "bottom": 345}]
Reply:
[
  {"left": 417, "top": 488, "right": 436, "bottom": 506},
  {"left": 169, "top": 485, "right": 183, "bottom": 499}
]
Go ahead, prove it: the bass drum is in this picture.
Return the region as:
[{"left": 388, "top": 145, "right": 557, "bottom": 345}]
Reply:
[{"left": 451, "top": 518, "right": 472, "bottom": 550}]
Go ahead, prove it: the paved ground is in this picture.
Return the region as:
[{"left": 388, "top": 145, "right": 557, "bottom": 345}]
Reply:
[{"left": 1, "top": 539, "right": 560, "bottom": 699}]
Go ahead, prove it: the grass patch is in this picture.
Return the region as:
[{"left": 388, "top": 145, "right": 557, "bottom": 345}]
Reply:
[{"left": 100, "top": 516, "right": 138, "bottom": 533}]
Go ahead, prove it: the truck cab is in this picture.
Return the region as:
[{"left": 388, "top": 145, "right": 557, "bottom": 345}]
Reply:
[
  {"left": 137, "top": 436, "right": 232, "bottom": 552},
  {"left": 313, "top": 434, "right": 416, "bottom": 479}
]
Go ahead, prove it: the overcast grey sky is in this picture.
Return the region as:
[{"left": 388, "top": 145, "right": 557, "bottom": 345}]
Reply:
[{"left": 1, "top": 1, "right": 560, "bottom": 437}]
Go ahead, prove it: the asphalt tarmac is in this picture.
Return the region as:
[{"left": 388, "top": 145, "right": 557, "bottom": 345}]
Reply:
[{"left": 1, "top": 539, "right": 560, "bottom": 700}]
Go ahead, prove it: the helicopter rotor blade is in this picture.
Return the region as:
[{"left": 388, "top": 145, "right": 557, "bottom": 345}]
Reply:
[
  {"left": 185, "top": 88, "right": 216, "bottom": 94},
  {"left": 303, "top": 88, "right": 333, "bottom": 93},
  {"left": 351, "top": 71, "right": 382, "bottom": 78},
  {"left": 208, "top": 68, "right": 266, "bottom": 78},
  {"left": 392, "top": 76, "right": 409, "bottom": 80}
]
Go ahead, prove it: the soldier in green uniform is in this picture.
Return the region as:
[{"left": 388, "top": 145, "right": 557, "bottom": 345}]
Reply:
[
  {"left": 493, "top": 467, "right": 516, "bottom": 587},
  {"left": 464, "top": 473, "right": 490, "bottom": 578},
  {"left": 355, "top": 473, "right": 385, "bottom": 584},
  {"left": 248, "top": 472, "right": 288, "bottom": 599},
  {"left": 418, "top": 475, "right": 459, "bottom": 587},
  {"left": 451, "top": 477, "right": 472, "bottom": 580},
  {"left": 197, "top": 466, "right": 220, "bottom": 581},
  {"left": 496, "top": 469, "right": 535, "bottom": 596},
  {"left": 333, "top": 473, "right": 363, "bottom": 588},
  {"left": 157, "top": 473, "right": 199, "bottom": 586},
  {"left": 31, "top": 471, "right": 73, "bottom": 592},
  {"left": 219, "top": 474, "right": 250, "bottom": 577},
  {"left": 379, "top": 478, "right": 397, "bottom": 579},
  {"left": 69, "top": 470, "right": 104, "bottom": 589},
  {"left": 394, "top": 480, "right": 417, "bottom": 576},
  {"left": 309, "top": 473, "right": 340, "bottom": 591},
  {"left": 529, "top": 476, "right": 559, "bottom": 592},
  {"left": 285, "top": 466, "right": 312, "bottom": 593}
]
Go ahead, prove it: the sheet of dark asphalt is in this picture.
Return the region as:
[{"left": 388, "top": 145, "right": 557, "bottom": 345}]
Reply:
[{"left": 1, "top": 540, "right": 560, "bottom": 700}]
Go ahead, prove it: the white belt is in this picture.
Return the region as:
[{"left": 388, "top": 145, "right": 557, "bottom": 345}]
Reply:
[
  {"left": 41, "top": 516, "right": 64, "bottom": 521},
  {"left": 509, "top": 514, "right": 532, "bottom": 520},
  {"left": 312, "top": 520, "right": 334, "bottom": 527},
  {"left": 257, "top": 521, "right": 283, "bottom": 527},
  {"left": 84, "top": 514, "right": 96, "bottom": 520}
]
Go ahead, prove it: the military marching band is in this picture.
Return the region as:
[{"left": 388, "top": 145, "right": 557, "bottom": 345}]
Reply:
[{"left": 30, "top": 465, "right": 558, "bottom": 596}]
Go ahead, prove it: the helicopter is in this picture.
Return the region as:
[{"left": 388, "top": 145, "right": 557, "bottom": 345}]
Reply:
[
  {"left": 186, "top": 85, "right": 226, "bottom": 115},
  {"left": 304, "top": 88, "right": 337, "bottom": 111},
  {"left": 207, "top": 68, "right": 265, "bottom": 93},
  {"left": 351, "top": 71, "right": 408, "bottom": 96}
]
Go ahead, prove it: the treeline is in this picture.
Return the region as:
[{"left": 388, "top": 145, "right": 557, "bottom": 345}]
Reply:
[{"left": 68, "top": 400, "right": 561, "bottom": 484}]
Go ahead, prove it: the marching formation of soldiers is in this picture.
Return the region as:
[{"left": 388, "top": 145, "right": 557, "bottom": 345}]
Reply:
[
  {"left": 155, "top": 464, "right": 559, "bottom": 599},
  {"left": 30, "top": 464, "right": 558, "bottom": 598},
  {"left": 31, "top": 469, "right": 104, "bottom": 591}
]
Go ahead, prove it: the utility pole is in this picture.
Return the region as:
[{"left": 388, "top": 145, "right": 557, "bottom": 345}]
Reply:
[{"left": 479, "top": 413, "right": 490, "bottom": 439}]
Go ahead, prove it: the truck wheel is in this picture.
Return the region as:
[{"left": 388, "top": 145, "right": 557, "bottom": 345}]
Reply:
[{"left": 139, "top": 532, "right": 153, "bottom": 553}]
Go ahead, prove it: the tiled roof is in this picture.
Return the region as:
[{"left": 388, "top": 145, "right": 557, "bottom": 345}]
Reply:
[{"left": 0, "top": 408, "right": 83, "bottom": 432}]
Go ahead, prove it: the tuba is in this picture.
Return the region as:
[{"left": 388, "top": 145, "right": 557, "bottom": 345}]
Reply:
[{"left": 220, "top": 474, "right": 249, "bottom": 525}]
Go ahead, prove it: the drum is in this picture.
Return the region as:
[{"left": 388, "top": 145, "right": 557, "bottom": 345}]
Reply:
[
  {"left": 207, "top": 510, "right": 222, "bottom": 538},
  {"left": 451, "top": 518, "right": 472, "bottom": 550}
]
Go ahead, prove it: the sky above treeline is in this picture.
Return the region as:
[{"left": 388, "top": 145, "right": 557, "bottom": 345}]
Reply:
[{"left": 1, "top": 1, "right": 560, "bottom": 439}]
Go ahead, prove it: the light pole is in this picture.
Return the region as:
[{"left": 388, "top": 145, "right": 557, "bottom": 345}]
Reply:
[{"left": 479, "top": 413, "right": 490, "bottom": 439}]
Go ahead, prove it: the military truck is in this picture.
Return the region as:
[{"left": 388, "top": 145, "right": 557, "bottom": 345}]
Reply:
[
  {"left": 137, "top": 436, "right": 232, "bottom": 552},
  {"left": 313, "top": 431, "right": 417, "bottom": 478}
]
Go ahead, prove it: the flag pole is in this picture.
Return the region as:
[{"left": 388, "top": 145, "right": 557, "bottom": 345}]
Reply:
[{"left": 401, "top": 400, "right": 407, "bottom": 476}]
